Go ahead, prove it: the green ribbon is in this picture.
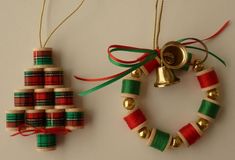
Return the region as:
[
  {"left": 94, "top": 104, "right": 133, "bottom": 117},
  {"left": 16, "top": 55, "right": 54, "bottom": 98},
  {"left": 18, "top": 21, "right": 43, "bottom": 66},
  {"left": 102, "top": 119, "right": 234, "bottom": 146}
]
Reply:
[
  {"left": 177, "top": 38, "right": 226, "bottom": 66},
  {"left": 186, "top": 46, "right": 226, "bottom": 66},
  {"left": 79, "top": 48, "right": 158, "bottom": 96}
]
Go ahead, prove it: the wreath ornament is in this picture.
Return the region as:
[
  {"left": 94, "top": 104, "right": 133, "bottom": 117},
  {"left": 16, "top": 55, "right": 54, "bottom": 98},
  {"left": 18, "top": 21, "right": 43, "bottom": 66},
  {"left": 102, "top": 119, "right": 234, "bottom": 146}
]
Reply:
[
  {"left": 121, "top": 38, "right": 221, "bottom": 151},
  {"left": 75, "top": 23, "right": 228, "bottom": 151},
  {"left": 75, "top": 0, "right": 229, "bottom": 152}
]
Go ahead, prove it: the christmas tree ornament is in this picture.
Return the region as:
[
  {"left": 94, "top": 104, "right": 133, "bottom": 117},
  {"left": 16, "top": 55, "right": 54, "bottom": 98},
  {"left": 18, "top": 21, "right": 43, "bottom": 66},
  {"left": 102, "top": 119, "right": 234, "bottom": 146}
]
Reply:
[
  {"left": 5, "top": 0, "right": 86, "bottom": 151},
  {"left": 75, "top": 0, "right": 229, "bottom": 152}
]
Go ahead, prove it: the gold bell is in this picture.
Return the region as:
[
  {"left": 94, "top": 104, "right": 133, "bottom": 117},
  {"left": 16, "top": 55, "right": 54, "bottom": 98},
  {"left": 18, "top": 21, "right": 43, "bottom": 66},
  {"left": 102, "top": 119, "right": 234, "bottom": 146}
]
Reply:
[
  {"left": 161, "top": 41, "right": 188, "bottom": 69},
  {"left": 154, "top": 66, "right": 180, "bottom": 87}
]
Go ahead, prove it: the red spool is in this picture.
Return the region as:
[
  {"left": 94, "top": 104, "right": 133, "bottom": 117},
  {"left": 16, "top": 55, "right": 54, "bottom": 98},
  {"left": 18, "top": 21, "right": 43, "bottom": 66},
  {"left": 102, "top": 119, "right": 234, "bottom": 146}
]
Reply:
[
  {"left": 178, "top": 123, "right": 202, "bottom": 146},
  {"left": 34, "top": 88, "right": 54, "bottom": 109},
  {"left": 124, "top": 109, "right": 146, "bottom": 130},
  {"left": 196, "top": 68, "right": 219, "bottom": 91},
  {"left": 141, "top": 57, "right": 160, "bottom": 75},
  {"left": 44, "top": 67, "right": 64, "bottom": 88},
  {"left": 33, "top": 48, "right": 53, "bottom": 67},
  {"left": 33, "top": 48, "right": 52, "bottom": 58},
  {"left": 54, "top": 88, "right": 74, "bottom": 109},
  {"left": 26, "top": 111, "right": 45, "bottom": 119},
  {"left": 14, "top": 89, "right": 34, "bottom": 110},
  {"left": 46, "top": 112, "right": 65, "bottom": 119},
  {"left": 46, "top": 109, "right": 65, "bottom": 128},
  {"left": 26, "top": 109, "right": 45, "bottom": 128},
  {"left": 24, "top": 68, "right": 44, "bottom": 89}
]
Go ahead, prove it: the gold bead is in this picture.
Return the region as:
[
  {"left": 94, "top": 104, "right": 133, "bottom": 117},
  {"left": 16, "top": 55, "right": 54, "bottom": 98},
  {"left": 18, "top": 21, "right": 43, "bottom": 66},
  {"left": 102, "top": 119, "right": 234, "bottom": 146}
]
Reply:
[
  {"left": 196, "top": 118, "right": 209, "bottom": 131},
  {"left": 131, "top": 68, "right": 142, "bottom": 78},
  {"left": 193, "top": 60, "right": 204, "bottom": 72},
  {"left": 207, "top": 88, "right": 219, "bottom": 100},
  {"left": 138, "top": 127, "right": 151, "bottom": 139},
  {"left": 123, "top": 98, "right": 135, "bottom": 110},
  {"left": 170, "top": 136, "right": 183, "bottom": 148}
]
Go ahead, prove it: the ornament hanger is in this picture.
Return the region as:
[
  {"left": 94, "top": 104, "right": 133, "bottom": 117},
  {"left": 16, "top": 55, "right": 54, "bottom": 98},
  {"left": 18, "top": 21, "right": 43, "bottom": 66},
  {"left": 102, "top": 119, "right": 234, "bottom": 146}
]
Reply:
[
  {"left": 153, "top": 0, "right": 164, "bottom": 49},
  {"left": 39, "top": 0, "right": 86, "bottom": 48}
]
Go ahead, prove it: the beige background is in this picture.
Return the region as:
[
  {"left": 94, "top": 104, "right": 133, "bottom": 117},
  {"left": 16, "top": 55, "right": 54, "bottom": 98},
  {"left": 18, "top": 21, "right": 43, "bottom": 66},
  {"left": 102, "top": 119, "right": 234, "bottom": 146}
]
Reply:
[{"left": 0, "top": 0, "right": 235, "bottom": 159}]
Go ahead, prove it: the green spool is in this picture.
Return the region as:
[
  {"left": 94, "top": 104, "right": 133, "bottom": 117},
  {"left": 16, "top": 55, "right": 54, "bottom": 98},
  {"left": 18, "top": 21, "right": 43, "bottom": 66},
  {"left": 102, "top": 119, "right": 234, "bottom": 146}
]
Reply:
[
  {"left": 37, "top": 133, "right": 56, "bottom": 151},
  {"left": 198, "top": 99, "right": 220, "bottom": 119},
  {"left": 14, "top": 92, "right": 33, "bottom": 97},
  {"left": 6, "top": 113, "right": 25, "bottom": 122},
  {"left": 6, "top": 110, "right": 25, "bottom": 130},
  {"left": 121, "top": 79, "right": 141, "bottom": 96},
  {"left": 149, "top": 129, "right": 171, "bottom": 152},
  {"left": 66, "top": 112, "right": 84, "bottom": 120},
  {"left": 34, "top": 57, "right": 53, "bottom": 65}
]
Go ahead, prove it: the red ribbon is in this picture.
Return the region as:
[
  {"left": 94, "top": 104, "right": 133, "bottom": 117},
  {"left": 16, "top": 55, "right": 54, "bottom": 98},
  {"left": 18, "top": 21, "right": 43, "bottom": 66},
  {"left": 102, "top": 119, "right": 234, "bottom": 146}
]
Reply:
[
  {"left": 11, "top": 124, "right": 71, "bottom": 137},
  {"left": 74, "top": 47, "right": 159, "bottom": 82},
  {"left": 181, "top": 20, "right": 230, "bottom": 45},
  {"left": 108, "top": 45, "right": 150, "bottom": 64}
]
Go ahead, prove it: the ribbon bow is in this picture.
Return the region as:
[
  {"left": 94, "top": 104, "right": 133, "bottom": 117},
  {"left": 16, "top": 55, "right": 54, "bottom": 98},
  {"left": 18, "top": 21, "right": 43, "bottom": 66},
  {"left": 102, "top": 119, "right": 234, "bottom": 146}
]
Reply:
[
  {"left": 75, "top": 21, "right": 230, "bottom": 96},
  {"left": 11, "top": 124, "right": 71, "bottom": 137}
]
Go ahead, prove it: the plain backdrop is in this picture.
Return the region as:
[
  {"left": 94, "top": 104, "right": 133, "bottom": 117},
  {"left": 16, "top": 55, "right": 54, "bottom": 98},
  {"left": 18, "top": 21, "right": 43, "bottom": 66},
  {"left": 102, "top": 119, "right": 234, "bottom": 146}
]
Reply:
[{"left": 0, "top": 0, "right": 234, "bottom": 160}]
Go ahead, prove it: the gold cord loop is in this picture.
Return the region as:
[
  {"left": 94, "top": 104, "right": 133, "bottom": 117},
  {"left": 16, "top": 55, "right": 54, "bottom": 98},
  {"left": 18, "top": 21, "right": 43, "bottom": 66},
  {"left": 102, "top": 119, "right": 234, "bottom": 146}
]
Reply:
[
  {"left": 153, "top": 0, "right": 164, "bottom": 49},
  {"left": 39, "top": 0, "right": 86, "bottom": 48}
]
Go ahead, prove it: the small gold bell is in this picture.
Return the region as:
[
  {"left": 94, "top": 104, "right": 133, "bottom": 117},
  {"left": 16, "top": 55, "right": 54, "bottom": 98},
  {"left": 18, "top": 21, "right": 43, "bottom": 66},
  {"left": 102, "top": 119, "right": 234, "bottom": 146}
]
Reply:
[
  {"left": 154, "top": 66, "right": 180, "bottom": 87},
  {"left": 161, "top": 41, "right": 188, "bottom": 69}
]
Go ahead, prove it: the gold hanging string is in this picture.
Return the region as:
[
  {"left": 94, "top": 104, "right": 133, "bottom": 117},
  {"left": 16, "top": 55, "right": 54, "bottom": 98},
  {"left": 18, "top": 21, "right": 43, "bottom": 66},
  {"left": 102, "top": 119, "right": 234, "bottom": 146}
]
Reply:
[
  {"left": 153, "top": 0, "right": 164, "bottom": 49},
  {"left": 39, "top": 0, "right": 86, "bottom": 48},
  {"left": 39, "top": 0, "right": 46, "bottom": 48}
]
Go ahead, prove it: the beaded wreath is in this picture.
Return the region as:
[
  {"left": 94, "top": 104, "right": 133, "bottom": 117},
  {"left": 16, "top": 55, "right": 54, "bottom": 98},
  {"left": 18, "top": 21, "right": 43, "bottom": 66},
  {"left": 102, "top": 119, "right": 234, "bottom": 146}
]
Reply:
[{"left": 121, "top": 60, "right": 220, "bottom": 151}]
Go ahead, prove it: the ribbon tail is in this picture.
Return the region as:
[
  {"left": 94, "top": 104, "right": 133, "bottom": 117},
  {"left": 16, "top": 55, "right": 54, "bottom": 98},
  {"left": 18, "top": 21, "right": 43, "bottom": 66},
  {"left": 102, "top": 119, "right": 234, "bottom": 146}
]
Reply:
[
  {"left": 179, "top": 20, "right": 230, "bottom": 45},
  {"left": 11, "top": 132, "right": 21, "bottom": 137},
  {"left": 185, "top": 46, "right": 226, "bottom": 66},
  {"left": 78, "top": 54, "right": 156, "bottom": 96},
  {"left": 74, "top": 71, "right": 126, "bottom": 82}
]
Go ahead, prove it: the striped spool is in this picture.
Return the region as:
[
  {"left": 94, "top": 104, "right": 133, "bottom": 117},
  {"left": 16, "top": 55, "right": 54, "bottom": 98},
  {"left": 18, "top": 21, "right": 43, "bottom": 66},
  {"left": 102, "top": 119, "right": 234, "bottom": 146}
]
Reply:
[
  {"left": 198, "top": 98, "right": 220, "bottom": 122},
  {"left": 196, "top": 68, "right": 219, "bottom": 91},
  {"left": 177, "top": 122, "right": 202, "bottom": 146},
  {"left": 46, "top": 109, "right": 65, "bottom": 128},
  {"left": 123, "top": 108, "right": 146, "bottom": 131},
  {"left": 35, "top": 88, "right": 54, "bottom": 110},
  {"left": 36, "top": 133, "right": 56, "bottom": 151},
  {"left": 24, "top": 67, "right": 44, "bottom": 89},
  {"left": 147, "top": 129, "right": 172, "bottom": 152},
  {"left": 6, "top": 110, "right": 25, "bottom": 131},
  {"left": 65, "top": 108, "right": 84, "bottom": 130},
  {"left": 33, "top": 48, "right": 53, "bottom": 68},
  {"left": 54, "top": 88, "right": 74, "bottom": 109},
  {"left": 26, "top": 109, "right": 45, "bottom": 128},
  {"left": 141, "top": 57, "right": 160, "bottom": 75},
  {"left": 14, "top": 89, "right": 34, "bottom": 110},
  {"left": 121, "top": 78, "right": 141, "bottom": 98},
  {"left": 44, "top": 67, "right": 64, "bottom": 88}
]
